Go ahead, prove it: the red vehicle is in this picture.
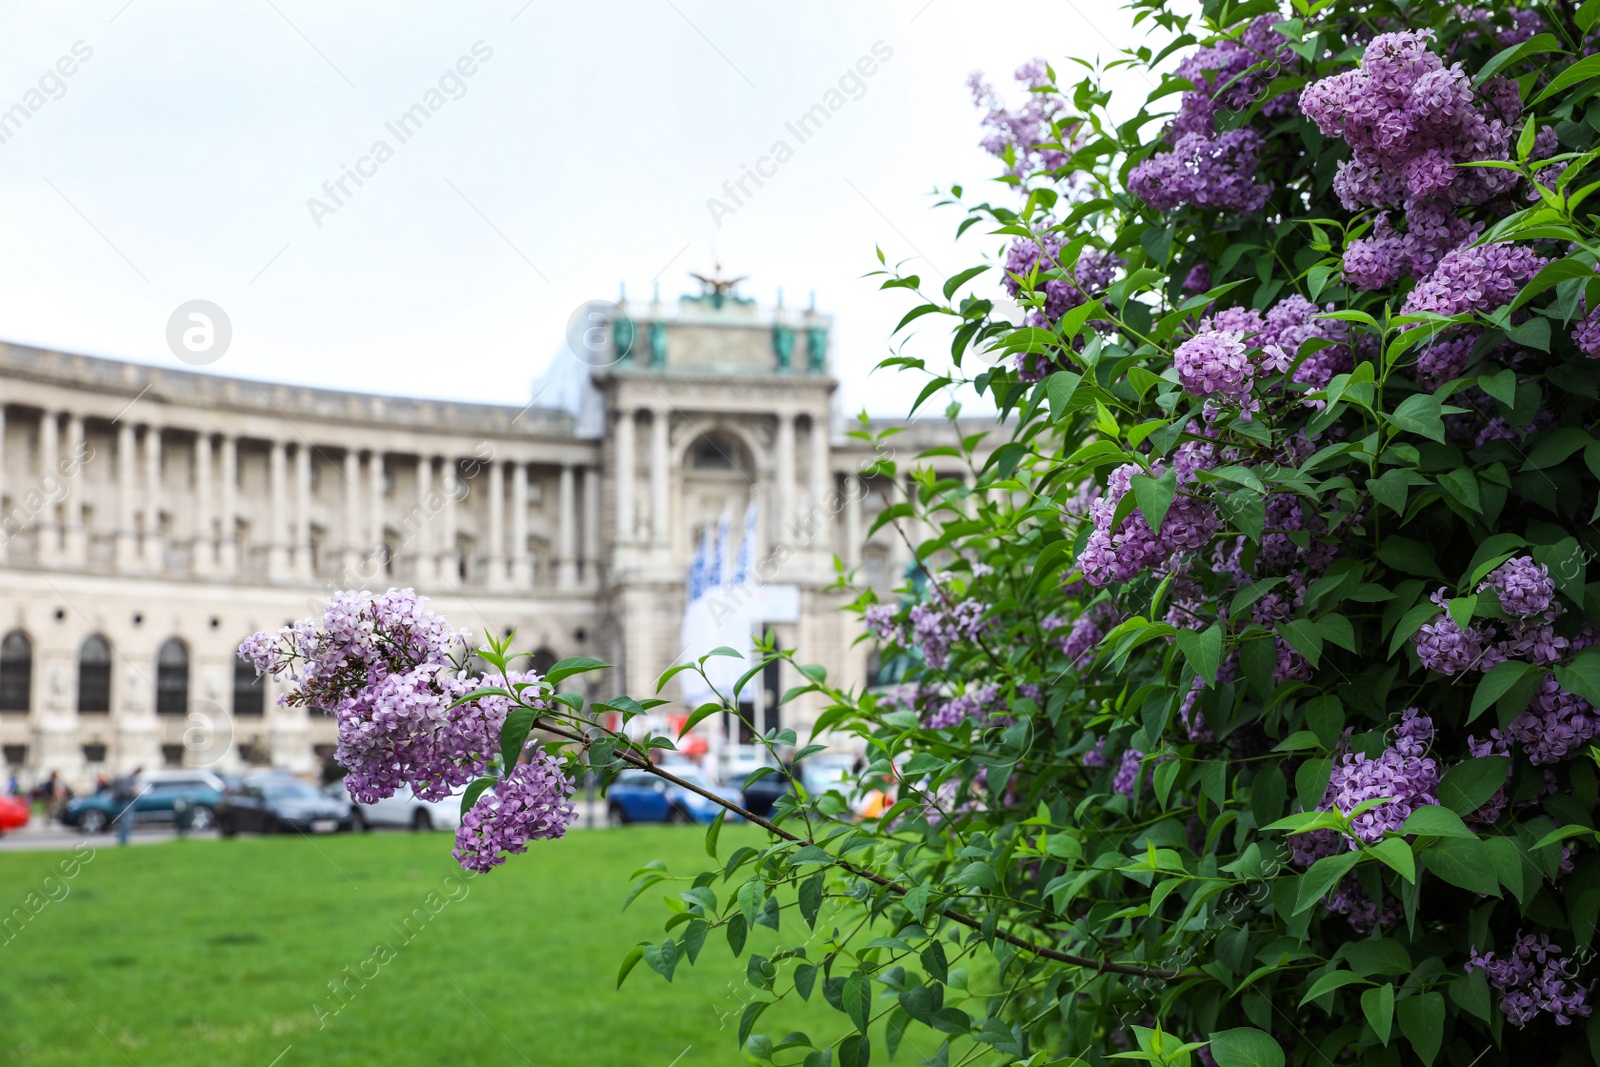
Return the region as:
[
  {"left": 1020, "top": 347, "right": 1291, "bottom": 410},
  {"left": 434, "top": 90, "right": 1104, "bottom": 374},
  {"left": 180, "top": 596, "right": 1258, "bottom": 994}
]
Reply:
[{"left": 0, "top": 795, "right": 29, "bottom": 834}]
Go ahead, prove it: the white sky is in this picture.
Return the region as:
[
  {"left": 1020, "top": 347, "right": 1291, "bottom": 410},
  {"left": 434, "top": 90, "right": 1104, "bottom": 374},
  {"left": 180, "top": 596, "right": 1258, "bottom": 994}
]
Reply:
[{"left": 0, "top": 0, "right": 1147, "bottom": 418}]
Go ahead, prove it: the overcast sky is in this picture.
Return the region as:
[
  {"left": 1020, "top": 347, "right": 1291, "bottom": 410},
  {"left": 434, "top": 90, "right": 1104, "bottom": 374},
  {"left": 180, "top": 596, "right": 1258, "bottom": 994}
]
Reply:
[{"left": 0, "top": 1, "right": 1145, "bottom": 418}]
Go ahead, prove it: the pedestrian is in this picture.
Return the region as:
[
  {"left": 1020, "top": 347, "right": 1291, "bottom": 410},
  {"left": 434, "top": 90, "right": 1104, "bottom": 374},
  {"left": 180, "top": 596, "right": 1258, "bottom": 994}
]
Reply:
[{"left": 113, "top": 767, "right": 144, "bottom": 846}]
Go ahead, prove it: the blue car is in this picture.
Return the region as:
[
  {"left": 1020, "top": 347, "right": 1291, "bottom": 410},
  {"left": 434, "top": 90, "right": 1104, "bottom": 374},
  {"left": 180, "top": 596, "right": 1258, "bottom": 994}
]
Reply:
[{"left": 606, "top": 769, "right": 742, "bottom": 826}]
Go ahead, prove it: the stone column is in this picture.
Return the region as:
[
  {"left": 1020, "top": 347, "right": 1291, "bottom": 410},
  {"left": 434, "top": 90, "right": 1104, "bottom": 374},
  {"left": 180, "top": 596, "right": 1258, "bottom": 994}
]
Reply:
[
  {"left": 438, "top": 457, "right": 458, "bottom": 582},
  {"left": 582, "top": 466, "right": 600, "bottom": 586},
  {"left": 63, "top": 413, "right": 86, "bottom": 564},
  {"left": 116, "top": 424, "right": 138, "bottom": 572},
  {"left": 294, "top": 444, "right": 312, "bottom": 580},
  {"left": 414, "top": 456, "right": 436, "bottom": 585},
  {"left": 650, "top": 407, "right": 670, "bottom": 547},
  {"left": 193, "top": 432, "right": 212, "bottom": 576},
  {"left": 557, "top": 464, "right": 578, "bottom": 588},
  {"left": 342, "top": 448, "right": 361, "bottom": 576},
  {"left": 268, "top": 441, "right": 290, "bottom": 580},
  {"left": 614, "top": 408, "right": 635, "bottom": 544},
  {"left": 142, "top": 424, "right": 162, "bottom": 571},
  {"left": 774, "top": 411, "right": 796, "bottom": 547},
  {"left": 487, "top": 458, "right": 505, "bottom": 584},
  {"left": 369, "top": 451, "right": 385, "bottom": 578},
  {"left": 807, "top": 414, "right": 830, "bottom": 549},
  {"left": 219, "top": 436, "right": 238, "bottom": 575},
  {"left": 37, "top": 411, "right": 59, "bottom": 565},
  {"left": 844, "top": 474, "right": 863, "bottom": 569},
  {"left": 509, "top": 461, "right": 530, "bottom": 589}
]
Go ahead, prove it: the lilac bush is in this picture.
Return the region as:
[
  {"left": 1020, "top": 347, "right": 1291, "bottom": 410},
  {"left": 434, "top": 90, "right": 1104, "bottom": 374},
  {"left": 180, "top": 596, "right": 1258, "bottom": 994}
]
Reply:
[{"left": 246, "top": 3, "right": 1600, "bottom": 1063}]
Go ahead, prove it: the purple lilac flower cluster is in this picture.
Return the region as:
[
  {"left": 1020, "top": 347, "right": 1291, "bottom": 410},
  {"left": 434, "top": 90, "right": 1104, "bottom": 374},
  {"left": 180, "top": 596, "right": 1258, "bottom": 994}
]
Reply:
[
  {"left": 1291, "top": 711, "right": 1439, "bottom": 864},
  {"left": 241, "top": 589, "right": 577, "bottom": 868},
  {"left": 1327, "top": 875, "right": 1402, "bottom": 934},
  {"left": 910, "top": 599, "right": 990, "bottom": 670},
  {"left": 967, "top": 59, "right": 1079, "bottom": 180},
  {"left": 864, "top": 603, "right": 900, "bottom": 643},
  {"left": 1467, "top": 934, "right": 1593, "bottom": 1028},
  {"left": 1175, "top": 298, "right": 1353, "bottom": 415},
  {"left": 1041, "top": 608, "right": 1110, "bottom": 670},
  {"left": 1001, "top": 235, "right": 1123, "bottom": 381},
  {"left": 1400, "top": 241, "right": 1547, "bottom": 318},
  {"left": 1481, "top": 556, "right": 1555, "bottom": 618},
  {"left": 1508, "top": 675, "right": 1600, "bottom": 766},
  {"left": 922, "top": 683, "right": 1004, "bottom": 730},
  {"left": 1299, "top": 31, "right": 1527, "bottom": 286},
  {"left": 1128, "top": 16, "right": 1290, "bottom": 213},
  {"left": 453, "top": 749, "right": 579, "bottom": 873},
  {"left": 1079, "top": 442, "right": 1218, "bottom": 587}
]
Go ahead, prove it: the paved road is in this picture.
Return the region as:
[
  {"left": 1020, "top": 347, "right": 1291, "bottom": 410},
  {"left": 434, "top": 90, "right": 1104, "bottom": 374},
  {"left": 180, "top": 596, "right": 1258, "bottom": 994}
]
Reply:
[{"left": 0, "top": 801, "right": 617, "bottom": 852}]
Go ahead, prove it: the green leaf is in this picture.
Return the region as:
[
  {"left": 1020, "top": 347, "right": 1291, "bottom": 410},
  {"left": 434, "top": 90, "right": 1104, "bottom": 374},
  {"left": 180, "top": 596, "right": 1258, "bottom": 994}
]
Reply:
[
  {"left": 704, "top": 809, "right": 726, "bottom": 858},
  {"left": 616, "top": 945, "right": 645, "bottom": 989},
  {"left": 499, "top": 707, "right": 537, "bottom": 774},
  {"left": 1533, "top": 52, "right": 1600, "bottom": 105},
  {"left": 1476, "top": 32, "right": 1559, "bottom": 85},
  {"left": 1376, "top": 537, "right": 1447, "bottom": 581},
  {"left": 1396, "top": 990, "right": 1445, "bottom": 1066},
  {"left": 1470, "top": 660, "right": 1534, "bottom": 722},
  {"left": 1300, "top": 970, "right": 1372, "bottom": 1006},
  {"left": 1555, "top": 650, "right": 1600, "bottom": 706},
  {"left": 953, "top": 861, "right": 999, "bottom": 890},
  {"left": 942, "top": 265, "right": 988, "bottom": 301},
  {"left": 643, "top": 938, "right": 679, "bottom": 981},
  {"left": 1175, "top": 623, "right": 1224, "bottom": 685},
  {"left": 739, "top": 1000, "right": 769, "bottom": 1049},
  {"left": 1367, "top": 837, "right": 1416, "bottom": 883},
  {"left": 1362, "top": 983, "right": 1396, "bottom": 1045},
  {"left": 1386, "top": 394, "right": 1446, "bottom": 442},
  {"left": 545, "top": 657, "right": 611, "bottom": 686},
  {"left": 1436, "top": 757, "right": 1511, "bottom": 815},
  {"left": 1450, "top": 967, "right": 1493, "bottom": 1022},
  {"left": 1400, "top": 805, "right": 1478, "bottom": 839},
  {"left": 1046, "top": 371, "right": 1083, "bottom": 420},
  {"left": 1131, "top": 467, "right": 1180, "bottom": 535},
  {"left": 842, "top": 973, "right": 871, "bottom": 1034},
  {"left": 1207, "top": 1027, "right": 1285, "bottom": 1067},
  {"left": 922, "top": 940, "right": 949, "bottom": 983},
  {"left": 799, "top": 872, "right": 824, "bottom": 928},
  {"left": 1422, "top": 837, "right": 1500, "bottom": 896},
  {"left": 1293, "top": 851, "right": 1361, "bottom": 915}
]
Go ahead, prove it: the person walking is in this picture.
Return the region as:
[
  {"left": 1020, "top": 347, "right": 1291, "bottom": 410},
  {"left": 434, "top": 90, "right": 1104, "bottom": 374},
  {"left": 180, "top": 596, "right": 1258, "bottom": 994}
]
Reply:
[{"left": 113, "top": 767, "right": 144, "bottom": 846}]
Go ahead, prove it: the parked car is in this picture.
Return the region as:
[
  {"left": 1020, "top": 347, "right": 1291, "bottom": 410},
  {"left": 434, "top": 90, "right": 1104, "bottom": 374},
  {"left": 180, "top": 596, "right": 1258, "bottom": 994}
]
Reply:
[
  {"left": 63, "top": 770, "right": 226, "bottom": 833},
  {"left": 346, "top": 781, "right": 464, "bottom": 832},
  {"left": 607, "top": 769, "right": 741, "bottom": 826},
  {"left": 0, "top": 795, "right": 28, "bottom": 834},
  {"left": 218, "top": 775, "right": 352, "bottom": 835}
]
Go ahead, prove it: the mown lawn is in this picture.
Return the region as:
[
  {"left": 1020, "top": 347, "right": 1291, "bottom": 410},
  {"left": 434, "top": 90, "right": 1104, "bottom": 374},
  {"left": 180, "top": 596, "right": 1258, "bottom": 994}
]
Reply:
[{"left": 0, "top": 825, "right": 842, "bottom": 1066}]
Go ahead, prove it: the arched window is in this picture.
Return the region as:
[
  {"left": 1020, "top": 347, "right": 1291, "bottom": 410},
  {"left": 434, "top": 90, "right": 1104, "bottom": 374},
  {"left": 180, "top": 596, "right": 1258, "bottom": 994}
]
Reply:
[
  {"left": 232, "top": 653, "right": 264, "bottom": 716},
  {"left": 0, "top": 632, "right": 31, "bottom": 711},
  {"left": 78, "top": 635, "right": 112, "bottom": 712},
  {"left": 528, "top": 647, "right": 559, "bottom": 676},
  {"left": 155, "top": 638, "right": 189, "bottom": 715}
]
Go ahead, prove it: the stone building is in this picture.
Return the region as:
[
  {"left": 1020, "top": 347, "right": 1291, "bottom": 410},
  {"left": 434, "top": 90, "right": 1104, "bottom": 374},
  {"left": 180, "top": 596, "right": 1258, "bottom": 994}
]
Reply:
[{"left": 0, "top": 283, "right": 990, "bottom": 787}]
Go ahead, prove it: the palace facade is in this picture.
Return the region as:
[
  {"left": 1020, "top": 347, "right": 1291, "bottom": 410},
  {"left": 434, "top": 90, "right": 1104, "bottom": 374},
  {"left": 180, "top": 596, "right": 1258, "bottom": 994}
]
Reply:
[{"left": 0, "top": 286, "right": 988, "bottom": 787}]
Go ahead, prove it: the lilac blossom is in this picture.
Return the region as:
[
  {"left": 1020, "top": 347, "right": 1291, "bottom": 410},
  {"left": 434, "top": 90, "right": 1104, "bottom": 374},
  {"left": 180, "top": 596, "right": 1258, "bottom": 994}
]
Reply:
[
  {"left": 1467, "top": 934, "right": 1593, "bottom": 1028},
  {"left": 453, "top": 749, "right": 579, "bottom": 873},
  {"left": 1507, "top": 675, "right": 1599, "bottom": 765},
  {"left": 968, "top": 59, "right": 1081, "bottom": 181},
  {"left": 1481, "top": 556, "right": 1556, "bottom": 619},
  {"left": 909, "top": 599, "right": 990, "bottom": 670}
]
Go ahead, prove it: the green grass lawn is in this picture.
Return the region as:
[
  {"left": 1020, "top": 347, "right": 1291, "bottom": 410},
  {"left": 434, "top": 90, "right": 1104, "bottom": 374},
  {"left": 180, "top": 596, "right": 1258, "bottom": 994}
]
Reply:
[{"left": 0, "top": 826, "right": 843, "bottom": 1066}]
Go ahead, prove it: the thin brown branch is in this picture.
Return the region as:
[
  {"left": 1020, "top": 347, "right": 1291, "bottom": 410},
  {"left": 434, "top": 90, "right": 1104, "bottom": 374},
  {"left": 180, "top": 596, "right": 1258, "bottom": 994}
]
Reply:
[{"left": 535, "top": 716, "right": 1185, "bottom": 982}]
